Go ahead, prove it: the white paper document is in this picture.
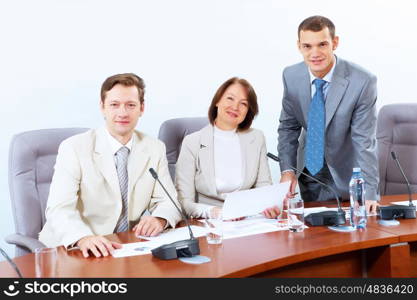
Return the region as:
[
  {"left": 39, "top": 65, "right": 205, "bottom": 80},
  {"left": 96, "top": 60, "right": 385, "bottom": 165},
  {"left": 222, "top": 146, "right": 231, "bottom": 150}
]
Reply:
[
  {"left": 112, "top": 240, "right": 162, "bottom": 258},
  {"left": 199, "top": 214, "right": 307, "bottom": 240},
  {"left": 222, "top": 182, "right": 290, "bottom": 220},
  {"left": 137, "top": 225, "right": 208, "bottom": 244},
  {"left": 221, "top": 215, "right": 291, "bottom": 240},
  {"left": 390, "top": 200, "right": 417, "bottom": 209}
]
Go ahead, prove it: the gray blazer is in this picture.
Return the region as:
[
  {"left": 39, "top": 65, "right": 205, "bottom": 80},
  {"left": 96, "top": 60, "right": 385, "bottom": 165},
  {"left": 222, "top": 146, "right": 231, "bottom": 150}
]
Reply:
[
  {"left": 175, "top": 124, "right": 272, "bottom": 218},
  {"left": 278, "top": 57, "right": 379, "bottom": 200}
]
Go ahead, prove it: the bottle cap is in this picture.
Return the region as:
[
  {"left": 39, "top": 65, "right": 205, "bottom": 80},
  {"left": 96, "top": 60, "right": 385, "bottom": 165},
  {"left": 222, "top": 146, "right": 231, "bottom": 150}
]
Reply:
[{"left": 353, "top": 167, "right": 361, "bottom": 172}]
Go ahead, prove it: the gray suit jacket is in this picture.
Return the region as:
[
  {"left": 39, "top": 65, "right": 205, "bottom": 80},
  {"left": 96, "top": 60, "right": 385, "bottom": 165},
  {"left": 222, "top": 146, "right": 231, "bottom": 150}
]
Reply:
[
  {"left": 278, "top": 57, "right": 379, "bottom": 200},
  {"left": 175, "top": 125, "right": 272, "bottom": 218}
]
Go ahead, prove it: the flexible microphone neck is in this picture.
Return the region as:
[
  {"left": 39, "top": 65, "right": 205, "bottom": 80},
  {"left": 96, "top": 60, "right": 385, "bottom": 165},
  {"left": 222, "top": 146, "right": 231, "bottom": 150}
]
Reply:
[
  {"left": 0, "top": 247, "right": 22, "bottom": 278},
  {"left": 149, "top": 168, "right": 195, "bottom": 240},
  {"left": 391, "top": 151, "right": 414, "bottom": 207},
  {"left": 266, "top": 152, "right": 342, "bottom": 211}
]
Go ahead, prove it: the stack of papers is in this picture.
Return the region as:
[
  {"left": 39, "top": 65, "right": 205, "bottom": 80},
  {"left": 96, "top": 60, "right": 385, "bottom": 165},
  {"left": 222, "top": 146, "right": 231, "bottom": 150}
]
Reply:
[
  {"left": 112, "top": 240, "right": 161, "bottom": 258},
  {"left": 219, "top": 214, "right": 299, "bottom": 240}
]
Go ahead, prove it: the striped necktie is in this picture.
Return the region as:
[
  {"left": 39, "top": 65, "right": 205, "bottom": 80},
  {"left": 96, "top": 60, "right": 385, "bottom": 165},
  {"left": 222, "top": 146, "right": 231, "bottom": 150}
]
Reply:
[
  {"left": 305, "top": 79, "right": 326, "bottom": 176},
  {"left": 114, "top": 146, "right": 129, "bottom": 233}
]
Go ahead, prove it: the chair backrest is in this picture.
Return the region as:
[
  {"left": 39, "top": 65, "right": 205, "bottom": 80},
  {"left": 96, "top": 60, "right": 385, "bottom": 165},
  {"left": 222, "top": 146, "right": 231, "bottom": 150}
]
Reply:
[
  {"left": 377, "top": 104, "right": 417, "bottom": 195},
  {"left": 8, "top": 128, "right": 89, "bottom": 253},
  {"left": 158, "top": 117, "right": 209, "bottom": 180}
]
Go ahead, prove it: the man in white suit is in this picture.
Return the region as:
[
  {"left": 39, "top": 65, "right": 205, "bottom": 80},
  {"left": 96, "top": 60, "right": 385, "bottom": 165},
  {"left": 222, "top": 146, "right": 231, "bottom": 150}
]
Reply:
[
  {"left": 278, "top": 16, "right": 379, "bottom": 213},
  {"left": 39, "top": 73, "right": 181, "bottom": 258}
]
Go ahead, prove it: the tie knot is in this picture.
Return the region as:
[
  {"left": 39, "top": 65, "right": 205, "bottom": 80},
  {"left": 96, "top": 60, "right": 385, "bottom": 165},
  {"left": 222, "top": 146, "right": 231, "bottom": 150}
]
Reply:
[
  {"left": 117, "top": 146, "right": 129, "bottom": 157},
  {"left": 313, "top": 79, "right": 326, "bottom": 90}
]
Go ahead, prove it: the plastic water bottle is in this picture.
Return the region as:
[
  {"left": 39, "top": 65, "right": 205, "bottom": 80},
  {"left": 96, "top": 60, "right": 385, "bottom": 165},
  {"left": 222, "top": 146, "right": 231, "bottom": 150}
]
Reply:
[{"left": 349, "top": 167, "right": 367, "bottom": 229}]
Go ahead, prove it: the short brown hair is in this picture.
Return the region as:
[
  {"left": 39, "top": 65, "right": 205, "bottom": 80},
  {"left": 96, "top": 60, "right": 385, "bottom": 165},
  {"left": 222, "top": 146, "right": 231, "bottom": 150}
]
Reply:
[
  {"left": 100, "top": 73, "right": 145, "bottom": 103},
  {"left": 298, "top": 16, "right": 336, "bottom": 39},
  {"left": 208, "top": 77, "right": 258, "bottom": 131}
]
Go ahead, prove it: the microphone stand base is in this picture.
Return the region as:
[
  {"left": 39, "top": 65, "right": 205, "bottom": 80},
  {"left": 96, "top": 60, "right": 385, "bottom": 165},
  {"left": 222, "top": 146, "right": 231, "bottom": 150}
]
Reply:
[
  {"left": 179, "top": 255, "right": 211, "bottom": 264},
  {"left": 305, "top": 210, "right": 346, "bottom": 226},
  {"left": 151, "top": 238, "right": 200, "bottom": 260},
  {"left": 379, "top": 205, "right": 416, "bottom": 220}
]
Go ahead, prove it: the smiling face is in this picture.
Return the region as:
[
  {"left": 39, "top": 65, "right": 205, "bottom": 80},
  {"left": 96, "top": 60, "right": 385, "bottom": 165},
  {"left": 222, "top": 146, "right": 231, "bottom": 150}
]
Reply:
[
  {"left": 214, "top": 83, "right": 249, "bottom": 131},
  {"left": 298, "top": 27, "right": 339, "bottom": 78},
  {"left": 101, "top": 84, "right": 144, "bottom": 144}
]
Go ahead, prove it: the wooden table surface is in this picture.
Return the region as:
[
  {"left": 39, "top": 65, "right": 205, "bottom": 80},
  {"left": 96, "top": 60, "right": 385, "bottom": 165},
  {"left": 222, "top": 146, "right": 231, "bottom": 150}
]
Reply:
[{"left": 1, "top": 194, "right": 416, "bottom": 278}]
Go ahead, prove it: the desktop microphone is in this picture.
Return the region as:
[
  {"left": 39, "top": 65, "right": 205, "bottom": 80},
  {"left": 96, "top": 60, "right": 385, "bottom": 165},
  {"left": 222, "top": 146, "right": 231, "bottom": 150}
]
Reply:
[
  {"left": 0, "top": 247, "right": 22, "bottom": 278},
  {"left": 379, "top": 151, "right": 416, "bottom": 220},
  {"left": 148, "top": 168, "right": 200, "bottom": 260},
  {"left": 267, "top": 152, "right": 346, "bottom": 226}
]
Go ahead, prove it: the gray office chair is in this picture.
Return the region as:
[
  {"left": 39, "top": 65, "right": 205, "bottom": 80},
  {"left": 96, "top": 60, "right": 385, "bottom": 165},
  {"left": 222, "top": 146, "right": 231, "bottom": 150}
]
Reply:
[
  {"left": 377, "top": 103, "right": 417, "bottom": 195},
  {"left": 158, "top": 117, "right": 209, "bottom": 180},
  {"left": 6, "top": 128, "right": 89, "bottom": 257}
]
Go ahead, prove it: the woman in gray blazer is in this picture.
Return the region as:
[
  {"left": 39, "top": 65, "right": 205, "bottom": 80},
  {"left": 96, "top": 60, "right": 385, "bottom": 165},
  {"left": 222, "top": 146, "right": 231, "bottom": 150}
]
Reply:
[{"left": 175, "top": 77, "right": 280, "bottom": 219}]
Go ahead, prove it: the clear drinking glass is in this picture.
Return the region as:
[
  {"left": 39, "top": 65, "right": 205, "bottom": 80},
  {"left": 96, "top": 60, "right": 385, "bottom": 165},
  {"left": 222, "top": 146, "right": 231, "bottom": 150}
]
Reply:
[
  {"left": 35, "top": 247, "right": 57, "bottom": 277},
  {"left": 205, "top": 208, "right": 223, "bottom": 244},
  {"left": 288, "top": 197, "right": 304, "bottom": 232}
]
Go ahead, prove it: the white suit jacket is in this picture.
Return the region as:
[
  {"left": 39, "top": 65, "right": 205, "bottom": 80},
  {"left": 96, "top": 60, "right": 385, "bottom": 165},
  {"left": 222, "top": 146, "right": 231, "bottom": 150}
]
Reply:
[
  {"left": 175, "top": 125, "right": 272, "bottom": 218},
  {"left": 39, "top": 128, "right": 182, "bottom": 247}
]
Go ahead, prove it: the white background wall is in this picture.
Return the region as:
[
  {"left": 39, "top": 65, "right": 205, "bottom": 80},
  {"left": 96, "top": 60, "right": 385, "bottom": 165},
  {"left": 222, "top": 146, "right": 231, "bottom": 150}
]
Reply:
[{"left": 1, "top": 0, "right": 416, "bottom": 259}]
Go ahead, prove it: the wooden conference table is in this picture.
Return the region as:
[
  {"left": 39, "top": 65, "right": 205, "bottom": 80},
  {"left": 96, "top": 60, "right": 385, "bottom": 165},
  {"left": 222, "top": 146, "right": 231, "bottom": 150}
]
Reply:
[{"left": 1, "top": 194, "right": 416, "bottom": 278}]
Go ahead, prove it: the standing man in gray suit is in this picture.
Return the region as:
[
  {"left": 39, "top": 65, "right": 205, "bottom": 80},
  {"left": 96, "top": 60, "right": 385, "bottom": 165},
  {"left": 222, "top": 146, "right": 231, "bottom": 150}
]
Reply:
[{"left": 278, "top": 16, "right": 379, "bottom": 213}]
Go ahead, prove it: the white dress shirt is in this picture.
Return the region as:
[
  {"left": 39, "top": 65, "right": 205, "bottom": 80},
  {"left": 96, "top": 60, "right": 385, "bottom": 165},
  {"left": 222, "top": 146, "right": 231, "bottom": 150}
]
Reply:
[
  {"left": 104, "top": 127, "right": 134, "bottom": 163},
  {"left": 308, "top": 55, "right": 337, "bottom": 99}
]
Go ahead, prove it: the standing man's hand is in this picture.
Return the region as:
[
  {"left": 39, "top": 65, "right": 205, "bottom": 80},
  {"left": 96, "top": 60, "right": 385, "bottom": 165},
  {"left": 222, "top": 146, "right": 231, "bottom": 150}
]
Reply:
[
  {"left": 280, "top": 171, "right": 298, "bottom": 199},
  {"left": 133, "top": 216, "right": 167, "bottom": 237},
  {"left": 76, "top": 235, "right": 122, "bottom": 258}
]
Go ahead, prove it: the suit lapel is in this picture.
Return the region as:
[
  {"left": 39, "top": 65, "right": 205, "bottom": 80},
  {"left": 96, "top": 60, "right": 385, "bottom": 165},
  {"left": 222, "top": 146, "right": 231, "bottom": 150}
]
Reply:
[
  {"left": 297, "top": 65, "right": 312, "bottom": 126},
  {"left": 93, "top": 128, "right": 121, "bottom": 199},
  {"left": 127, "top": 131, "right": 150, "bottom": 197},
  {"left": 198, "top": 125, "right": 217, "bottom": 196},
  {"left": 325, "top": 59, "right": 349, "bottom": 128}
]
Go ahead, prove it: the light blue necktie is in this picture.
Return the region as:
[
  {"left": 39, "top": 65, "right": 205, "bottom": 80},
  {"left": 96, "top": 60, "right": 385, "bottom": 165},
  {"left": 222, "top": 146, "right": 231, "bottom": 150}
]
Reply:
[
  {"left": 305, "top": 79, "right": 326, "bottom": 176},
  {"left": 114, "top": 146, "right": 129, "bottom": 233}
]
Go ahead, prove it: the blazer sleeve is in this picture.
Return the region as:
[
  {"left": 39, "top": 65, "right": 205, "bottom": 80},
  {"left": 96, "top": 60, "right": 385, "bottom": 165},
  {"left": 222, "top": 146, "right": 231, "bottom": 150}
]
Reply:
[
  {"left": 351, "top": 74, "right": 380, "bottom": 201},
  {"left": 277, "top": 70, "right": 303, "bottom": 172},
  {"left": 254, "top": 132, "right": 273, "bottom": 188},
  {"left": 175, "top": 135, "right": 213, "bottom": 219},
  {"left": 40, "top": 139, "right": 94, "bottom": 248},
  {"left": 148, "top": 142, "right": 183, "bottom": 228}
]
